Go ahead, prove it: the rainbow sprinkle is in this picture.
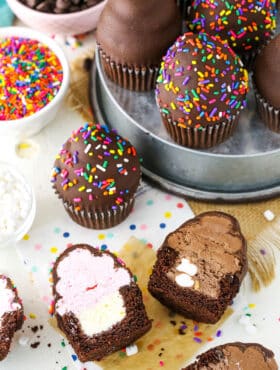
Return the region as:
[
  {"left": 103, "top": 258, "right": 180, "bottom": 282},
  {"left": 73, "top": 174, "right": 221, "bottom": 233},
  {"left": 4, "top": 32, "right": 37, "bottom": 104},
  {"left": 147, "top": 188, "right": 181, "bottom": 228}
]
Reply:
[
  {"left": 0, "top": 36, "right": 63, "bottom": 121},
  {"left": 156, "top": 32, "right": 249, "bottom": 128},
  {"left": 188, "top": 0, "right": 277, "bottom": 52},
  {"left": 51, "top": 123, "right": 140, "bottom": 210}
]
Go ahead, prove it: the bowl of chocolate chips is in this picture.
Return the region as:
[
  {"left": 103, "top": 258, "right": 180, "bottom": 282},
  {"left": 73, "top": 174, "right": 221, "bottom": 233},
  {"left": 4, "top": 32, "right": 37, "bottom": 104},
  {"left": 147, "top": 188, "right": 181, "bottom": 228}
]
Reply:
[{"left": 6, "top": 0, "right": 106, "bottom": 35}]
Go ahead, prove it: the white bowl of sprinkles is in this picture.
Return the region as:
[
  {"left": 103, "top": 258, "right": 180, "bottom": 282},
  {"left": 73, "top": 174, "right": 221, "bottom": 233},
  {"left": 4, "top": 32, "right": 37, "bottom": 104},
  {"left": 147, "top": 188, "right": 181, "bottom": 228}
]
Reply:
[
  {"left": 0, "top": 27, "right": 70, "bottom": 139},
  {"left": 0, "top": 162, "right": 36, "bottom": 248}
]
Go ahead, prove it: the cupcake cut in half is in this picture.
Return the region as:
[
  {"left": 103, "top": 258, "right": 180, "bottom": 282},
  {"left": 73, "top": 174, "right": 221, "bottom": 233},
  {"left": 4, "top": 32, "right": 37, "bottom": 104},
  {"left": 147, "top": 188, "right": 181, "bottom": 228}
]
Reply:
[
  {"left": 148, "top": 211, "right": 247, "bottom": 324},
  {"left": 52, "top": 244, "right": 152, "bottom": 362},
  {"left": 0, "top": 275, "right": 24, "bottom": 361},
  {"left": 51, "top": 122, "right": 141, "bottom": 229},
  {"left": 96, "top": 0, "right": 182, "bottom": 91},
  {"left": 254, "top": 33, "right": 280, "bottom": 132},
  {"left": 182, "top": 342, "right": 278, "bottom": 369},
  {"left": 188, "top": 0, "right": 277, "bottom": 67},
  {"left": 156, "top": 32, "right": 249, "bottom": 148}
]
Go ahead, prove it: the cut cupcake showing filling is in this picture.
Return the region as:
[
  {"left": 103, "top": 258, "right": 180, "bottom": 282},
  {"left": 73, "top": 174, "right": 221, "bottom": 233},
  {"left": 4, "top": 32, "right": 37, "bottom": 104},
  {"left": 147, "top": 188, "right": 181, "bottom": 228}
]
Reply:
[
  {"left": 52, "top": 244, "right": 151, "bottom": 362},
  {"left": 0, "top": 275, "right": 24, "bottom": 361},
  {"left": 148, "top": 211, "right": 247, "bottom": 324},
  {"left": 182, "top": 342, "right": 278, "bottom": 369}
]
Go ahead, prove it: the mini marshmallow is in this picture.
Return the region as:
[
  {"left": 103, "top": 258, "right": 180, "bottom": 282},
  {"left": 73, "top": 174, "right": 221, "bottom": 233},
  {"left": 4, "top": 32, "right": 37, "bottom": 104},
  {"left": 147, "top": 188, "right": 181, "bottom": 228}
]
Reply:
[
  {"left": 263, "top": 210, "right": 275, "bottom": 222},
  {"left": 175, "top": 273, "right": 195, "bottom": 288},
  {"left": 126, "top": 344, "right": 138, "bottom": 356},
  {"left": 176, "top": 258, "right": 198, "bottom": 276}
]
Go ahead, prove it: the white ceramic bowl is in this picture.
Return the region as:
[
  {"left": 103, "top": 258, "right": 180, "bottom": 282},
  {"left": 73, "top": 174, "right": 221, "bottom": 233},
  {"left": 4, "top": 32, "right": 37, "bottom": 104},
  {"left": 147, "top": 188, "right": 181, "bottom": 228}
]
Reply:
[
  {"left": 0, "top": 162, "right": 36, "bottom": 249},
  {"left": 6, "top": 0, "right": 107, "bottom": 35},
  {"left": 0, "top": 27, "right": 70, "bottom": 139}
]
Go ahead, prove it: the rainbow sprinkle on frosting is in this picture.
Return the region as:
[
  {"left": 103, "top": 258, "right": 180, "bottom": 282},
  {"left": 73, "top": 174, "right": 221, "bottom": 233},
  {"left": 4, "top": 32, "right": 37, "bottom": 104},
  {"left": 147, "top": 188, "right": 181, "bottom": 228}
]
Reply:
[
  {"left": 188, "top": 0, "right": 277, "bottom": 52},
  {"left": 156, "top": 32, "right": 249, "bottom": 128},
  {"left": 51, "top": 123, "right": 140, "bottom": 211}
]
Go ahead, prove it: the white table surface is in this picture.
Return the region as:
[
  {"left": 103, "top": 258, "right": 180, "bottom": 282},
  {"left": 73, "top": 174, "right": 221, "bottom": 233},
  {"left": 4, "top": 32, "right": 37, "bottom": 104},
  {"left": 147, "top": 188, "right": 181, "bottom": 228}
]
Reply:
[{"left": 1, "top": 22, "right": 280, "bottom": 370}]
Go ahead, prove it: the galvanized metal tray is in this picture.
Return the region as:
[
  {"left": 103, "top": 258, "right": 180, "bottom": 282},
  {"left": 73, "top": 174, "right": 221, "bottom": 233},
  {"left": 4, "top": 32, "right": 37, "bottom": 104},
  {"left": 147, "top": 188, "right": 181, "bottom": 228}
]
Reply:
[{"left": 90, "top": 43, "right": 280, "bottom": 202}]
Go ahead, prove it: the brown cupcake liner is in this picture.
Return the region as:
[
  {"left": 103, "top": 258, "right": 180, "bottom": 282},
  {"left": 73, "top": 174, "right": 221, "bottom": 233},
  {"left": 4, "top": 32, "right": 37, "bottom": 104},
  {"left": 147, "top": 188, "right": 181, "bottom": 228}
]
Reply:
[
  {"left": 63, "top": 197, "right": 135, "bottom": 230},
  {"left": 98, "top": 46, "right": 159, "bottom": 92},
  {"left": 255, "top": 89, "right": 280, "bottom": 133},
  {"left": 161, "top": 114, "right": 240, "bottom": 149}
]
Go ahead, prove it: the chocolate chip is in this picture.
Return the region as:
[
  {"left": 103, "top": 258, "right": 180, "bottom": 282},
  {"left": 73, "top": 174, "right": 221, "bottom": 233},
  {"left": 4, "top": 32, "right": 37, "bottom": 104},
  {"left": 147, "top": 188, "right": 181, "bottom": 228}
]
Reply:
[{"left": 83, "top": 57, "right": 93, "bottom": 72}]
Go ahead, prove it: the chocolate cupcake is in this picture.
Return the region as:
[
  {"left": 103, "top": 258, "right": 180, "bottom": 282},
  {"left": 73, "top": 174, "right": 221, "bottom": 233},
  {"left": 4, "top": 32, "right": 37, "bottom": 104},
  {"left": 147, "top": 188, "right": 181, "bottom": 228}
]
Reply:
[
  {"left": 188, "top": 0, "right": 277, "bottom": 68},
  {"left": 0, "top": 275, "right": 24, "bottom": 361},
  {"left": 148, "top": 212, "right": 247, "bottom": 324},
  {"left": 253, "top": 34, "right": 280, "bottom": 132},
  {"left": 52, "top": 244, "right": 152, "bottom": 362},
  {"left": 96, "top": 0, "right": 182, "bottom": 91},
  {"left": 156, "top": 32, "right": 249, "bottom": 149},
  {"left": 51, "top": 123, "right": 141, "bottom": 229},
  {"left": 183, "top": 342, "right": 278, "bottom": 369}
]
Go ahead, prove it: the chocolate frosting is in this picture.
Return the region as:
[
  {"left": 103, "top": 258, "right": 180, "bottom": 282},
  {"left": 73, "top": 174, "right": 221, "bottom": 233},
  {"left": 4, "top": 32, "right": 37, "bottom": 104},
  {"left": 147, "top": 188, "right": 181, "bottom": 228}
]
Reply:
[
  {"left": 184, "top": 342, "right": 278, "bottom": 370},
  {"left": 188, "top": 0, "right": 277, "bottom": 54},
  {"left": 156, "top": 32, "right": 248, "bottom": 129},
  {"left": 166, "top": 211, "right": 247, "bottom": 298},
  {"left": 96, "top": 0, "right": 182, "bottom": 66},
  {"left": 254, "top": 34, "right": 280, "bottom": 109},
  {"left": 51, "top": 123, "right": 141, "bottom": 211}
]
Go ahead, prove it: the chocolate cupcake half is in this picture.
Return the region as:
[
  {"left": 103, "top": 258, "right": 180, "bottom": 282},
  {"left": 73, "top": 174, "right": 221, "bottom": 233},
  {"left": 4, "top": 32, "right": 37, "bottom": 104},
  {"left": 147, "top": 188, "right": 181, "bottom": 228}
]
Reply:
[
  {"left": 52, "top": 244, "right": 152, "bottom": 362},
  {"left": 183, "top": 342, "right": 278, "bottom": 369},
  {"left": 51, "top": 123, "right": 141, "bottom": 229},
  {"left": 96, "top": 0, "right": 182, "bottom": 91},
  {"left": 0, "top": 275, "right": 24, "bottom": 361},
  {"left": 253, "top": 34, "right": 280, "bottom": 132},
  {"left": 148, "top": 211, "right": 247, "bottom": 324},
  {"left": 156, "top": 32, "right": 249, "bottom": 149}
]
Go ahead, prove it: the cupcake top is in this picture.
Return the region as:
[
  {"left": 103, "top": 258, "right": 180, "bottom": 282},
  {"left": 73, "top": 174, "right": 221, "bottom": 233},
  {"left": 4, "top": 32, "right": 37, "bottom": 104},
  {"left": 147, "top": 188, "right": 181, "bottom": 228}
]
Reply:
[
  {"left": 51, "top": 123, "right": 141, "bottom": 211},
  {"left": 96, "top": 0, "right": 182, "bottom": 66},
  {"left": 156, "top": 32, "right": 249, "bottom": 129},
  {"left": 254, "top": 34, "right": 280, "bottom": 109},
  {"left": 188, "top": 0, "right": 277, "bottom": 54}
]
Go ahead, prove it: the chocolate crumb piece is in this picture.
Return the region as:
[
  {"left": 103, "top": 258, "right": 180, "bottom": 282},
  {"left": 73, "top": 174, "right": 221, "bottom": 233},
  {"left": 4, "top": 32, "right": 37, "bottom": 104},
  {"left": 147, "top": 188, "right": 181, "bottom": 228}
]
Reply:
[
  {"left": 40, "top": 325, "right": 43, "bottom": 330},
  {"left": 179, "top": 328, "right": 186, "bottom": 335},
  {"left": 83, "top": 57, "right": 93, "bottom": 72},
  {"left": 148, "top": 212, "right": 247, "bottom": 324},
  {"left": 48, "top": 343, "right": 51, "bottom": 347},
  {"left": 30, "top": 342, "right": 40, "bottom": 349},
  {"left": 182, "top": 342, "right": 278, "bottom": 370},
  {"left": 170, "top": 320, "right": 177, "bottom": 326},
  {"left": 31, "top": 326, "right": 38, "bottom": 333}
]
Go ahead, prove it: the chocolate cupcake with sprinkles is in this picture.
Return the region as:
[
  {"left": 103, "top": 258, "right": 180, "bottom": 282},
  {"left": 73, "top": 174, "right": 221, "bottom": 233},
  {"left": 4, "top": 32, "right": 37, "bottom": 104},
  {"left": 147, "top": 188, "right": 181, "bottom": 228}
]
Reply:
[
  {"left": 156, "top": 32, "right": 249, "bottom": 149},
  {"left": 188, "top": 0, "right": 277, "bottom": 68},
  {"left": 51, "top": 123, "right": 141, "bottom": 229}
]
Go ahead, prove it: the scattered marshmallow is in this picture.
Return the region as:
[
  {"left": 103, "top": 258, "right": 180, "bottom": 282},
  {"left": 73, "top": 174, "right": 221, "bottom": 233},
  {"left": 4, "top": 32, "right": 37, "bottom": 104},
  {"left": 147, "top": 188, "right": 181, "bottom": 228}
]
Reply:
[
  {"left": 19, "top": 336, "right": 29, "bottom": 346},
  {"left": 126, "top": 344, "right": 138, "bottom": 357},
  {"left": 263, "top": 210, "right": 275, "bottom": 222}
]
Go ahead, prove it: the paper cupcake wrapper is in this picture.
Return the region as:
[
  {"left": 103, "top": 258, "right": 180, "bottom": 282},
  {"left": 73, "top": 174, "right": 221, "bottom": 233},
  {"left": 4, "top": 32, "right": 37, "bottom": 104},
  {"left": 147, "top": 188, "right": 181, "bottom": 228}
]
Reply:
[
  {"left": 161, "top": 114, "right": 240, "bottom": 149},
  {"left": 62, "top": 197, "right": 135, "bottom": 229},
  {"left": 255, "top": 89, "right": 280, "bottom": 133},
  {"left": 98, "top": 47, "right": 159, "bottom": 92}
]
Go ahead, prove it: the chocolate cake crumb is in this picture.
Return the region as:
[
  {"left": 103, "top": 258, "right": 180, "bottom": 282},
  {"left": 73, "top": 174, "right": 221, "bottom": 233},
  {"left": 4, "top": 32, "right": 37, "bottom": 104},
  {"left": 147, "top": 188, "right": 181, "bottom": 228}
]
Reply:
[
  {"left": 170, "top": 320, "right": 177, "bottom": 326},
  {"left": 31, "top": 326, "right": 38, "bottom": 333},
  {"left": 30, "top": 342, "right": 40, "bottom": 349}
]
